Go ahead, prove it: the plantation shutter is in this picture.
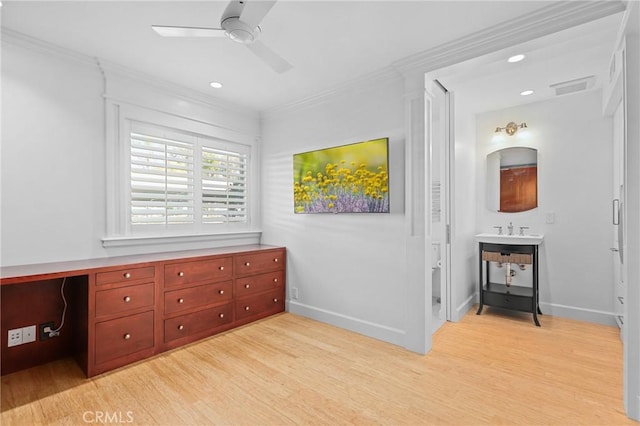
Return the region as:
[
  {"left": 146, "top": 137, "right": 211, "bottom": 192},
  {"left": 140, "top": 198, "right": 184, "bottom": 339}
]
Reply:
[
  {"left": 201, "top": 146, "right": 248, "bottom": 223},
  {"left": 130, "top": 131, "right": 195, "bottom": 225}
]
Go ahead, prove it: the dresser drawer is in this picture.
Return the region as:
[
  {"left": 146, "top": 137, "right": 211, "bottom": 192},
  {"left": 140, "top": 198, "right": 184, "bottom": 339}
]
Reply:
[
  {"left": 164, "top": 257, "right": 232, "bottom": 288},
  {"left": 164, "top": 281, "right": 232, "bottom": 315},
  {"left": 234, "top": 250, "right": 285, "bottom": 276},
  {"left": 235, "top": 290, "right": 284, "bottom": 321},
  {"left": 235, "top": 271, "right": 284, "bottom": 297},
  {"left": 95, "top": 311, "right": 154, "bottom": 365},
  {"left": 95, "top": 283, "right": 154, "bottom": 318},
  {"left": 164, "top": 304, "right": 232, "bottom": 343},
  {"left": 96, "top": 266, "right": 155, "bottom": 286}
]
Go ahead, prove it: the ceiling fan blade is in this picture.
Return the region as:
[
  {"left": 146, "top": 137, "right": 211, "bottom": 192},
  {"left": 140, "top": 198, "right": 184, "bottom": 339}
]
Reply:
[
  {"left": 152, "top": 25, "right": 225, "bottom": 37},
  {"left": 240, "top": 0, "right": 277, "bottom": 28},
  {"left": 246, "top": 40, "right": 292, "bottom": 74},
  {"left": 222, "top": 0, "right": 246, "bottom": 21}
]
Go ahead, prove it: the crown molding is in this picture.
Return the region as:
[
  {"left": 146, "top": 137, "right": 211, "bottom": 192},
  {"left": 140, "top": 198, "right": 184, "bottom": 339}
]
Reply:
[
  {"left": 97, "top": 58, "right": 259, "bottom": 120},
  {"left": 1, "top": 27, "right": 99, "bottom": 68},
  {"left": 262, "top": 66, "right": 402, "bottom": 119},
  {"left": 2, "top": 27, "right": 258, "bottom": 120},
  {"left": 392, "top": 1, "right": 626, "bottom": 76}
]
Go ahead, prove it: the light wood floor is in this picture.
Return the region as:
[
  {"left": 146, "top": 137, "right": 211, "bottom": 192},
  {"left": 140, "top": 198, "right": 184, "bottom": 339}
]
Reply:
[{"left": 1, "top": 308, "right": 635, "bottom": 425}]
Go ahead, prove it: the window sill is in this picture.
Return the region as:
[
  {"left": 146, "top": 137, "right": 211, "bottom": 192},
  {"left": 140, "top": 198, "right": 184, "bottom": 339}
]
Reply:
[{"left": 101, "top": 231, "right": 262, "bottom": 248}]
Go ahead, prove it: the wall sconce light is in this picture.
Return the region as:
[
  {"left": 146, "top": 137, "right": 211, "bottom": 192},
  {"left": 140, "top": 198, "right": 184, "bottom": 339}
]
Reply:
[{"left": 495, "top": 121, "right": 527, "bottom": 136}]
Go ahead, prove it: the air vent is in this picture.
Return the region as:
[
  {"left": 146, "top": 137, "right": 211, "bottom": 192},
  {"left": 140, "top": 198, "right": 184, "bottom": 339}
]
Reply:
[{"left": 550, "top": 76, "right": 596, "bottom": 96}]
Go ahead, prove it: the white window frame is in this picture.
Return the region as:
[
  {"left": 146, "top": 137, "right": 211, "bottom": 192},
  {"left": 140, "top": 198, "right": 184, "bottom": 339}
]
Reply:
[{"left": 103, "top": 102, "right": 260, "bottom": 247}]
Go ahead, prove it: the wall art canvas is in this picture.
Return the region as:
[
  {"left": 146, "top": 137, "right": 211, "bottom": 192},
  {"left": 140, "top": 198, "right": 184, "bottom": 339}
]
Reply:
[{"left": 293, "top": 138, "right": 389, "bottom": 214}]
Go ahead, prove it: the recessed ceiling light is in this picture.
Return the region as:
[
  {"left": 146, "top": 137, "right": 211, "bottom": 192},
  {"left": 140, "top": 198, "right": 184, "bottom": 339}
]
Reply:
[
  {"left": 209, "top": 81, "right": 223, "bottom": 89},
  {"left": 508, "top": 54, "right": 525, "bottom": 63},
  {"left": 520, "top": 90, "right": 534, "bottom": 96}
]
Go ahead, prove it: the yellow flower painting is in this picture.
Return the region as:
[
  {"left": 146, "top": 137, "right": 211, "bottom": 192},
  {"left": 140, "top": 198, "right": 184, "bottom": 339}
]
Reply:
[{"left": 293, "top": 138, "right": 389, "bottom": 214}]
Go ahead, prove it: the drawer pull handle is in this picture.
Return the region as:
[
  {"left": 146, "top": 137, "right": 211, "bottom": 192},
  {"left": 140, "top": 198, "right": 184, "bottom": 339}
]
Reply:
[
  {"left": 245, "top": 284, "right": 250, "bottom": 289},
  {"left": 273, "top": 298, "right": 278, "bottom": 303},
  {"left": 219, "top": 266, "right": 225, "bottom": 271},
  {"left": 178, "top": 298, "right": 184, "bottom": 304},
  {"left": 178, "top": 325, "right": 184, "bottom": 331},
  {"left": 245, "top": 306, "right": 250, "bottom": 311},
  {"left": 245, "top": 262, "right": 251, "bottom": 266},
  {"left": 123, "top": 296, "right": 131, "bottom": 303},
  {"left": 273, "top": 278, "right": 278, "bottom": 283},
  {"left": 178, "top": 271, "right": 184, "bottom": 277},
  {"left": 124, "top": 272, "right": 131, "bottom": 279},
  {"left": 219, "top": 313, "right": 225, "bottom": 318},
  {"left": 123, "top": 333, "right": 131, "bottom": 340},
  {"left": 618, "top": 296, "right": 624, "bottom": 304},
  {"left": 219, "top": 290, "right": 224, "bottom": 295},
  {"left": 274, "top": 258, "right": 279, "bottom": 263}
]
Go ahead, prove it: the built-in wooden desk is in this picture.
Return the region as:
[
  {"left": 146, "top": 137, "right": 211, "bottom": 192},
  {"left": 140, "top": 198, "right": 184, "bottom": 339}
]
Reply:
[{"left": 0, "top": 245, "right": 286, "bottom": 377}]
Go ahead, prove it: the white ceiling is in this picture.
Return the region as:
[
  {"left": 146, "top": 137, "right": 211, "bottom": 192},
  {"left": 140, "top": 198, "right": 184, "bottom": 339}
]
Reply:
[
  {"left": 0, "top": 1, "right": 624, "bottom": 113},
  {"left": 435, "top": 12, "right": 622, "bottom": 115}
]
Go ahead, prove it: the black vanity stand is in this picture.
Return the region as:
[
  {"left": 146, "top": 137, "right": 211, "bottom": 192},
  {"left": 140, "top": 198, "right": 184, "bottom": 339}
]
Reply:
[{"left": 476, "top": 242, "right": 542, "bottom": 326}]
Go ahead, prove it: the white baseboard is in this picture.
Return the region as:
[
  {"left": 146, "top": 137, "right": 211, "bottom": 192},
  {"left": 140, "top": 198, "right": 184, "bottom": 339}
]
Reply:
[
  {"left": 457, "top": 293, "right": 617, "bottom": 327},
  {"left": 451, "top": 293, "right": 477, "bottom": 322},
  {"left": 286, "top": 300, "right": 405, "bottom": 347},
  {"left": 538, "top": 302, "right": 617, "bottom": 326}
]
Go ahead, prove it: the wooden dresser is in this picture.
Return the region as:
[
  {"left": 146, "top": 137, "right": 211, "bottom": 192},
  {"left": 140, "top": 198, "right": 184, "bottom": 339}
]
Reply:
[{"left": 0, "top": 245, "right": 286, "bottom": 377}]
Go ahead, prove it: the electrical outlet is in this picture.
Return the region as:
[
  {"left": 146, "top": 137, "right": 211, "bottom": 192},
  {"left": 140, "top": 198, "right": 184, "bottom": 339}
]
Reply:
[
  {"left": 8, "top": 328, "right": 22, "bottom": 347},
  {"left": 39, "top": 322, "right": 55, "bottom": 341},
  {"left": 22, "top": 325, "right": 36, "bottom": 344},
  {"left": 292, "top": 287, "right": 299, "bottom": 300}
]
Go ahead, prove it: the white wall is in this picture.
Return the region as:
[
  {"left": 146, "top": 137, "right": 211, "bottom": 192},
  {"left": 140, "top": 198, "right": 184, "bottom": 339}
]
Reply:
[
  {"left": 261, "top": 74, "right": 410, "bottom": 345},
  {"left": 1, "top": 36, "right": 261, "bottom": 267},
  {"left": 1, "top": 41, "right": 105, "bottom": 265},
  {"left": 475, "top": 89, "right": 615, "bottom": 324}
]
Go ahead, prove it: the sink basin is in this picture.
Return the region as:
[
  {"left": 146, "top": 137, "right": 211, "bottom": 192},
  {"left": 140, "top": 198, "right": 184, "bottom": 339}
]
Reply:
[{"left": 475, "top": 233, "right": 544, "bottom": 245}]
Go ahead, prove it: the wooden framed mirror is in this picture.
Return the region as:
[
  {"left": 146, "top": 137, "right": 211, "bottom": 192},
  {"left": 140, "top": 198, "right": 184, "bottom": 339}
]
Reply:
[{"left": 487, "top": 147, "right": 537, "bottom": 213}]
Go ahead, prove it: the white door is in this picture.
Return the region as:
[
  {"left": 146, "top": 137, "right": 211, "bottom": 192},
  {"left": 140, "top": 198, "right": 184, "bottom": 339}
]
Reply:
[{"left": 426, "top": 79, "right": 452, "bottom": 330}]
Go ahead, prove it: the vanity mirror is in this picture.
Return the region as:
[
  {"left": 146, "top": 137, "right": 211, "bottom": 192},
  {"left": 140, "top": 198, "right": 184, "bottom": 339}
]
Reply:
[{"left": 487, "top": 147, "right": 537, "bottom": 213}]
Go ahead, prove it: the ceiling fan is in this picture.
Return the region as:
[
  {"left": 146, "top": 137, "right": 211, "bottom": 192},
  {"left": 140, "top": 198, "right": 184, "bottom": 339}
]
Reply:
[{"left": 152, "top": 0, "right": 292, "bottom": 73}]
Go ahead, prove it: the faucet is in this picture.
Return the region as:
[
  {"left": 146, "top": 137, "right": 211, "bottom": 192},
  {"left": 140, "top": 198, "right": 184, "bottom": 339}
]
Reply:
[
  {"left": 493, "top": 226, "right": 503, "bottom": 235},
  {"left": 519, "top": 226, "right": 529, "bottom": 236},
  {"left": 507, "top": 222, "right": 514, "bottom": 236}
]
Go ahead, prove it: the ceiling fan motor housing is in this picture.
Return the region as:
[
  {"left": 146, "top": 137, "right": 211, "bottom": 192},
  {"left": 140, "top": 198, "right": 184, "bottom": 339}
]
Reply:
[{"left": 222, "top": 17, "right": 260, "bottom": 44}]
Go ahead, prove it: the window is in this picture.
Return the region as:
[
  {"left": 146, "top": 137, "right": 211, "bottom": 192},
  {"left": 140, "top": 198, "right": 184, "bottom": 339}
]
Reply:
[
  {"left": 201, "top": 146, "right": 248, "bottom": 224},
  {"left": 128, "top": 122, "right": 249, "bottom": 233},
  {"left": 101, "top": 78, "right": 260, "bottom": 248}
]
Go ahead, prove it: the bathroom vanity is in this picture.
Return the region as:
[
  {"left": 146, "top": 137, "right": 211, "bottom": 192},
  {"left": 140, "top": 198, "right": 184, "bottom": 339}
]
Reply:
[{"left": 475, "top": 233, "right": 543, "bottom": 326}]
